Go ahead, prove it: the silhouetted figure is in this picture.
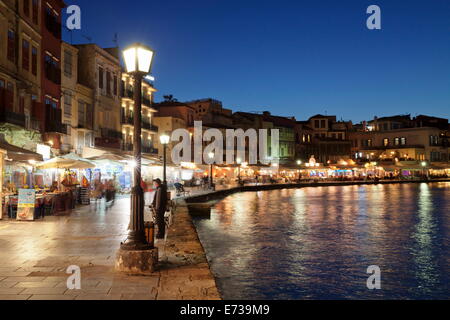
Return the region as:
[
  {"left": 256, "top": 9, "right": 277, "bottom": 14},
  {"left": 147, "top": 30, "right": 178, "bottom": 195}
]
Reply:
[{"left": 152, "top": 179, "right": 168, "bottom": 239}]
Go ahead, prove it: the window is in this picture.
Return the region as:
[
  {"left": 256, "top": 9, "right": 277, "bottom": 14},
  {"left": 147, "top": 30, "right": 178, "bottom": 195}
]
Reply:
[
  {"left": 113, "top": 75, "right": 118, "bottom": 96},
  {"left": 400, "top": 137, "right": 406, "bottom": 146},
  {"left": 315, "top": 120, "right": 320, "bottom": 128},
  {"left": 106, "top": 71, "right": 111, "bottom": 95},
  {"left": 32, "top": 0, "right": 39, "bottom": 24},
  {"left": 0, "top": 79, "right": 5, "bottom": 88},
  {"left": 64, "top": 50, "right": 72, "bottom": 77},
  {"left": 321, "top": 120, "right": 326, "bottom": 128},
  {"left": 394, "top": 137, "right": 400, "bottom": 146},
  {"left": 24, "top": 0, "right": 30, "bottom": 17},
  {"left": 383, "top": 138, "right": 389, "bottom": 147},
  {"left": 7, "top": 30, "right": 15, "bottom": 62},
  {"left": 44, "top": 53, "right": 60, "bottom": 84},
  {"left": 98, "top": 67, "right": 104, "bottom": 89},
  {"left": 19, "top": 95, "right": 25, "bottom": 113},
  {"left": 78, "top": 101, "right": 86, "bottom": 127},
  {"left": 31, "top": 46, "right": 37, "bottom": 75},
  {"left": 45, "top": 96, "right": 57, "bottom": 108},
  {"left": 22, "top": 39, "right": 30, "bottom": 71},
  {"left": 430, "top": 135, "right": 439, "bottom": 146},
  {"left": 45, "top": 6, "right": 61, "bottom": 38},
  {"left": 64, "top": 94, "right": 72, "bottom": 117}
]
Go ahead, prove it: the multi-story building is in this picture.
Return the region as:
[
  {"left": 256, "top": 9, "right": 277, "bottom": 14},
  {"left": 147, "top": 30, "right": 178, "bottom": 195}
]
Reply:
[
  {"left": 0, "top": 0, "right": 43, "bottom": 150},
  {"left": 349, "top": 115, "right": 450, "bottom": 163},
  {"left": 188, "top": 98, "right": 233, "bottom": 128},
  {"left": 60, "top": 41, "right": 95, "bottom": 155},
  {"left": 295, "top": 115, "right": 353, "bottom": 164},
  {"left": 232, "top": 111, "right": 296, "bottom": 165},
  {"left": 120, "top": 72, "right": 158, "bottom": 157},
  {"left": 152, "top": 101, "right": 195, "bottom": 162},
  {"left": 75, "top": 44, "right": 122, "bottom": 153},
  {"left": 33, "top": 0, "right": 67, "bottom": 151}
]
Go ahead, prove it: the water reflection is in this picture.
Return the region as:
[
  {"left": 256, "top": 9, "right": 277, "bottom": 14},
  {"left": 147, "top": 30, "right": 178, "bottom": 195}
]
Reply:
[{"left": 193, "top": 183, "right": 450, "bottom": 300}]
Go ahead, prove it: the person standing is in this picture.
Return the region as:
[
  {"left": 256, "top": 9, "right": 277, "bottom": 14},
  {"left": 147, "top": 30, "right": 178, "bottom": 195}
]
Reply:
[{"left": 152, "top": 179, "right": 168, "bottom": 239}]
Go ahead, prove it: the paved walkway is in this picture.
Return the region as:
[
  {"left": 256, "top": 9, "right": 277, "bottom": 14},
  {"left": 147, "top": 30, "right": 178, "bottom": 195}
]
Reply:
[{"left": 0, "top": 197, "right": 220, "bottom": 300}]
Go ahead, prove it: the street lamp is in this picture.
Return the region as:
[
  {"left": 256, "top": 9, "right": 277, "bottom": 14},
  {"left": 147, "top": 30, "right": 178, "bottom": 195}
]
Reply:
[
  {"left": 208, "top": 152, "right": 214, "bottom": 189},
  {"left": 160, "top": 133, "right": 170, "bottom": 184},
  {"left": 236, "top": 157, "right": 242, "bottom": 185},
  {"left": 119, "top": 43, "right": 154, "bottom": 252}
]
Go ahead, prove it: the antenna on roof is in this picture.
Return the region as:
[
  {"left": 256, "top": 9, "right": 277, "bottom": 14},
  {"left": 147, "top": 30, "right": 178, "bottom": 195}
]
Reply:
[
  {"left": 113, "top": 33, "right": 119, "bottom": 47},
  {"left": 82, "top": 34, "right": 93, "bottom": 43}
]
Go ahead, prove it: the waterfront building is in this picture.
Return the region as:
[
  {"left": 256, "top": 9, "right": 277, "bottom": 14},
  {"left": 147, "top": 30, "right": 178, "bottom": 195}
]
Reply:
[
  {"left": 0, "top": 0, "right": 44, "bottom": 150},
  {"left": 153, "top": 100, "right": 195, "bottom": 163},
  {"left": 75, "top": 44, "right": 122, "bottom": 156},
  {"left": 34, "top": 0, "right": 67, "bottom": 151},
  {"left": 232, "top": 111, "right": 296, "bottom": 165},
  {"left": 295, "top": 115, "right": 353, "bottom": 164},
  {"left": 188, "top": 98, "right": 233, "bottom": 127},
  {"left": 60, "top": 41, "right": 95, "bottom": 155},
  {"left": 120, "top": 72, "right": 158, "bottom": 158},
  {"left": 349, "top": 114, "right": 450, "bottom": 164}
]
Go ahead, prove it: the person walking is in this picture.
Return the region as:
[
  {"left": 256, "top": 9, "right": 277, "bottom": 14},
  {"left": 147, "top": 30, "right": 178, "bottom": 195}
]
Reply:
[{"left": 152, "top": 179, "right": 168, "bottom": 239}]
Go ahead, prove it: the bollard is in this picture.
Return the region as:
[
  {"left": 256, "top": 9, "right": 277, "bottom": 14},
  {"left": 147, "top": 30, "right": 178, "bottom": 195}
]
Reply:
[{"left": 144, "top": 221, "right": 155, "bottom": 248}]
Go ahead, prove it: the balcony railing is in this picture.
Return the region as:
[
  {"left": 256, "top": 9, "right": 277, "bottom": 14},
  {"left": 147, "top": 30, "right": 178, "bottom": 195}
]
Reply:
[
  {"left": 122, "top": 143, "right": 158, "bottom": 155},
  {"left": 142, "top": 96, "right": 151, "bottom": 106},
  {"left": 142, "top": 121, "right": 158, "bottom": 132},
  {"left": 0, "top": 110, "right": 26, "bottom": 128},
  {"left": 46, "top": 121, "right": 68, "bottom": 135},
  {"left": 100, "top": 128, "right": 123, "bottom": 140},
  {"left": 143, "top": 145, "right": 158, "bottom": 155},
  {"left": 43, "top": 105, "right": 67, "bottom": 134},
  {"left": 121, "top": 114, "right": 134, "bottom": 125}
]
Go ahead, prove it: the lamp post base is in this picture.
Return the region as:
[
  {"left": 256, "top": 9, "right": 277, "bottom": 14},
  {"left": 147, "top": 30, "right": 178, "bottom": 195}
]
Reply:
[{"left": 115, "top": 247, "right": 159, "bottom": 275}]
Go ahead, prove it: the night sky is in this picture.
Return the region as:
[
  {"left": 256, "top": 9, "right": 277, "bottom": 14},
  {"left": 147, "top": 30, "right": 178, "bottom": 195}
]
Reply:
[{"left": 63, "top": 0, "right": 450, "bottom": 123}]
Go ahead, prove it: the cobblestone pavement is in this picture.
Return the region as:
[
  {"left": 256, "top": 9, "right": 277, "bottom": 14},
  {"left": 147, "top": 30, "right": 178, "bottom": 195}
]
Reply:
[{"left": 0, "top": 197, "right": 220, "bottom": 300}]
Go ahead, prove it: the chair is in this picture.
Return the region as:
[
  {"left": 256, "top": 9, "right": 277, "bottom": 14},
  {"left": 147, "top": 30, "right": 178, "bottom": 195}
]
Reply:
[{"left": 174, "top": 183, "right": 190, "bottom": 197}]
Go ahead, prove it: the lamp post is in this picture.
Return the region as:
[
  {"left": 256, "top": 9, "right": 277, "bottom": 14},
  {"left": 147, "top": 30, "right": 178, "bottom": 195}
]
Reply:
[
  {"left": 237, "top": 157, "right": 242, "bottom": 185},
  {"left": 297, "top": 160, "right": 302, "bottom": 180},
  {"left": 160, "top": 133, "right": 170, "bottom": 185},
  {"left": 421, "top": 161, "right": 428, "bottom": 179},
  {"left": 116, "top": 43, "right": 158, "bottom": 274},
  {"left": 208, "top": 152, "right": 214, "bottom": 189}
]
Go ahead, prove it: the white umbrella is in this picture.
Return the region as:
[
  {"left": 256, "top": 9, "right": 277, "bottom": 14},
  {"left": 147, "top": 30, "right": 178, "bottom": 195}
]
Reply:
[{"left": 36, "top": 157, "right": 95, "bottom": 170}]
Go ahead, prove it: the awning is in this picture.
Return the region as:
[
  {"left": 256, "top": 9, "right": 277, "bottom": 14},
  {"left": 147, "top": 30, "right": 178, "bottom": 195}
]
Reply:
[
  {"left": 0, "top": 141, "right": 43, "bottom": 162},
  {"left": 36, "top": 157, "right": 95, "bottom": 170}
]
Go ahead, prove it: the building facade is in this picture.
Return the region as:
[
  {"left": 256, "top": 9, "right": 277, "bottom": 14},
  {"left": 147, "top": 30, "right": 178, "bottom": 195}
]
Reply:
[
  {"left": 0, "top": 0, "right": 45, "bottom": 152},
  {"left": 350, "top": 115, "right": 450, "bottom": 163},
  {"left": 35, "top": 0, "right": 67, "bottom": 150},
  {"left": 75, "top": 44, "right": 122, "bottom": 154},
  {"left": 120, "top": 72, "right": 158, "bottom": 157}
]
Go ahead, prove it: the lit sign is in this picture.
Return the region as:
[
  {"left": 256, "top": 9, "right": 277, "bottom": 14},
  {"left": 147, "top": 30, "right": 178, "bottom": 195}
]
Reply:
[{"left": 36, "top": 144, "right": 51, "bottom": 160}]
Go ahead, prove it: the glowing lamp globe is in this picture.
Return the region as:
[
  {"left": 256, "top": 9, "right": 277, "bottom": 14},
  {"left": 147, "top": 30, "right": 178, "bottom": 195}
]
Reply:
[{"left": 123, "top": 43, "right": 154, "bottom": 74}]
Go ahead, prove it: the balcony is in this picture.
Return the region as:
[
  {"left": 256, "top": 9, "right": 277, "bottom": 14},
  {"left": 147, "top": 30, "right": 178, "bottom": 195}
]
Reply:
[
  {"left": 142, "top": 96, "right": 151, "bottom": 107},
  {"left": 46, "top": 121, "right": 68, "bottom": 135},
  {"left": 143, "top": 145, "right": 158, "bottom": 155},
  {"left": 142, "top": 120, "right": 158, "bottom": 132},
  {"left": 45, "top": 106, "right": 65, "bottom": 134},
  {"left": 122, "top": 143, "right": 133, "bottom": 152},
  {"left": 360, "top": 144, "right": 425, "bottom": 151},
  {"left": 121, "top": 113, "right": 134, "bottom": 126},
  {"left": 0, "top": 110, "right": 26, "bottom": 128},
  {"left": 122, "top": 143, "right": 158, "bottom": 155},
  {"left": 100, "top": 128, "right": 123, "bottom": 140}
]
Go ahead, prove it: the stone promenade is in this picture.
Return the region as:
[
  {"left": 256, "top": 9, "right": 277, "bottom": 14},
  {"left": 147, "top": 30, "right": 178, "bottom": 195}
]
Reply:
[{"left": 0, "top": 197, "right": 220, "bottom": 300}]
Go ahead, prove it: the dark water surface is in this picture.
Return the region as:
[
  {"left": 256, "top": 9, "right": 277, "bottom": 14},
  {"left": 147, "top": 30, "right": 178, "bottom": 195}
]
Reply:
[{"left": 193, "top": 183, "right": 450, "bottom": 300}]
